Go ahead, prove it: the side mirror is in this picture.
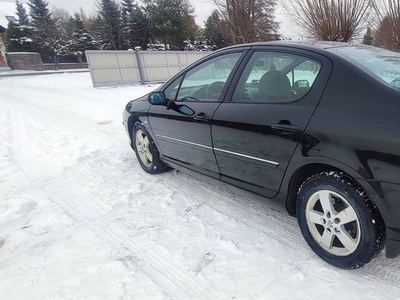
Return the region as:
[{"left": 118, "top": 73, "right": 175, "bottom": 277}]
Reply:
[
  {"left": 148, "top": 92, "right": 168, "bottom": 106},
  {"left": 294, "top": 80, "right": 310, "bottom": 88}
]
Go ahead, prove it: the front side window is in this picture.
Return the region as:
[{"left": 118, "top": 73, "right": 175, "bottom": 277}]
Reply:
[
  {"left": 176, "top": 52, "right": 242, "bottom": 102},
  {"left": 164, "top": 75, "right": 183, "bottom": 101},
  {"left": 233, "top": 52, "right": 322, "bottom": 103}
]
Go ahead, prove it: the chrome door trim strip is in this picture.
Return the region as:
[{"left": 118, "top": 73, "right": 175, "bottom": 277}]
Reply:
[
  {"left": 155, "top": 134, "right": 213, "bottom": 150},
  {"left": 214, "top": 148, "right": 279, "bottom": 166},
  {"left": 155, "top": 134, "right": 279, "bottom": 166}
]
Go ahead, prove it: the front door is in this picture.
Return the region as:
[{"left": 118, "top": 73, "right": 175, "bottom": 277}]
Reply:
[
  {"left": 212, "top": 49, "right": 332, "bottom": 197},
  {"left": 149, "top": 51, "right": 244, "bottom": 178}
]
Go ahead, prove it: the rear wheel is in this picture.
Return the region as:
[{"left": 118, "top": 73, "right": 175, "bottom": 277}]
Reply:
[
  {"left": 132, "top": 123, "right": 169, "bottom": 174},
  {"left": 297, "top": 171, "right": 385, "bottom": 269}
]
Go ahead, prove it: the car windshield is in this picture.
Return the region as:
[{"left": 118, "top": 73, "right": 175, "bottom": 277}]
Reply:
[{"left": 329, "top": 46, "right": 400, "bottom": 90}]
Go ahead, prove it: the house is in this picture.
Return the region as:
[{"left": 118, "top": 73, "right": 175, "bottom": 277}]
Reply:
[
  {"left": 0, "top": 2, "right": 20, "bottom": 67},
  {"left": 0, "top": 24, "right": 6, "bottom": 66}
]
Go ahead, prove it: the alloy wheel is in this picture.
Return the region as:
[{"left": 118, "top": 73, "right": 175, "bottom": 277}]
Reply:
[
  {"left": 135, "top": 130, "right": 153, "bottom": 167},
  {"left": 305, "top": 190, "right": 361, "bottom": 256}
]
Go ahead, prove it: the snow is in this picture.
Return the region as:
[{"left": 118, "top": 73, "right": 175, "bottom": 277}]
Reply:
[{"left": 1, "top": 72, "right": 400, "bottom": 300}]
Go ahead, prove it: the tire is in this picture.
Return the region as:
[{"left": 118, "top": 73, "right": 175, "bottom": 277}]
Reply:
[
  {"left": 297, "top": 171, "right": 385, "bottom": 269},
  {"left": 132, "top": 123, "right": 170, "bottom": 174}
]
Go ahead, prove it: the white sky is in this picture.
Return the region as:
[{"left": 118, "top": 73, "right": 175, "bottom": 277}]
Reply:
[{"left": 0, "top": 0, "right": 303, "bottom": 39}]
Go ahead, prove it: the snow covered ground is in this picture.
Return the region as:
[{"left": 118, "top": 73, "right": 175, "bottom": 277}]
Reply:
[{"left": 1, "top": 72, "right": 400, "bottom": 300}]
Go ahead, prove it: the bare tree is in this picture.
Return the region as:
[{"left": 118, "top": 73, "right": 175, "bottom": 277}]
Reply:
[
  {"left": 52, "top": 8, "right": 74, "bottom": 41},
  {"left": 283, "top": 0, "right": 372, "bottom": 42},
  {"left": 371, "top": 0, "right": 400, "bottom": 51},
  {"left": 212, "top": 0, "right": 279, "bottom": 44}
]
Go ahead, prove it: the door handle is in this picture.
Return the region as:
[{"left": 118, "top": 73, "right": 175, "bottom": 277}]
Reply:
[
  {"left": 193, "top": 113, "right": 208, "bottom": 121},
  {"left": 271, "top": 121, "right": 299, "bottom": 132}
]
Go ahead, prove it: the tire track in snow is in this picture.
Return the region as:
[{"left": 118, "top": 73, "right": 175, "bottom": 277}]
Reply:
[
  {"left": 5, "top": 97, "right": 400, "bottom": 298},
  {"left": 159, "top": 171, "right": 312, "bottom": 250},
  {"left": 157, "top": 171, "right": 400, "bottom": 296},
  {"left": 93, "top": 219, "right": 211, "bottom": 300},
  {"left": 5, "top": 104, "right": 214, "bottom": 300}
]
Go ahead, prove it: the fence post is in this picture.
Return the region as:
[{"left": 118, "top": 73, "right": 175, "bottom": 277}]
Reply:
[
  {"left": 115, "top": 52, "right": 123, "bottom": 82},
  {"left": 86, "top": 51, "right": 97, "bottom": 88},
  {"left": 135, "top": 51, "right": 146, "bottom": 85},
  {"left": 177, "top": 52, "right": 182, "bottom": 71}
]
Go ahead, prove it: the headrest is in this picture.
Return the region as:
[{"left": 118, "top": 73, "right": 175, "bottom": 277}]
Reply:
[{"left": 258, "top": 70, "right": 291, "bottom": 98}]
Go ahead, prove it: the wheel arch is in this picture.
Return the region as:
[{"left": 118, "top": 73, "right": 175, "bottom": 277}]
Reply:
[
  {"left": 285, "top": 161, "right": 387, "bottom": 229},
  {"left": 286, "top": 163, "right": 341, "bottom": 216},
  {"left": 128, "top": 115, "right": 140, "bottom": 139},
  {"left": 128, "top": 115, "right": 152, "bottom": 150}
]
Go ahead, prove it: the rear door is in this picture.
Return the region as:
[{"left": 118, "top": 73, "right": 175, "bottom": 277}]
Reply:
[
  {"left": 149, "top": 50, "right": 246, "bottom": 178},
  {"left": 211, "top": 47, "right": 332, "bottom": 197}
]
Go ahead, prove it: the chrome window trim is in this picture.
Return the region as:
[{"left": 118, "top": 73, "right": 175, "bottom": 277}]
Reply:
[{"left": 214, "top": 148, "right": 279, "bottom": 166}]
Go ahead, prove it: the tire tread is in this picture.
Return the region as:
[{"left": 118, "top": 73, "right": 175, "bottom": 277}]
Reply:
[{"left": 297, "top": 171, "right": 386, "bottom": 269}]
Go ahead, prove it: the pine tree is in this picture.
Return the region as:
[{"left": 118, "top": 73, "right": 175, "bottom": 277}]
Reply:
[
  {"left": 363, "top": 27, "right": 373, "bottom": 45},
  {"left": 145, "top": 0, "right": 197, "bottom": 50},
  {"left": 6, "top": 21, "right": 22, "bottom": 52},
  {"left": 122, "top": 0, "right": 134, "bottom": 15},
  {"left": 67, "top": 13, "right": 99, "bottom": 53},
  {"left": 28, "top": 0, "right": 64, "bottom": 57},
  {"left": 205, "top": 10, "right": 230, "bottom": 49},
  {"left": 97, "top": 0, "right": 124, "bottom": 50},
  {"left": 5, "top": 0, "right": 34, "bottom": 52},
  {"left": 128, "top": 4, "right": 150, "bottom": 49},
  {"left": 120, "top": 0, "right": 134, "bottom": 49},
  {"left": 119, "top": 0, "right": 151, "bottom": 50},
  {"left": 16, "top": 1, "right": 30, "bottom": 26},
  {"left": 87, "top": 15, "right": 103, "bottom": 48}
]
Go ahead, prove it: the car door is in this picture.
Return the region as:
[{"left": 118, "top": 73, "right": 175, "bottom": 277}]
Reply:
[
  {"left": 149, "top": 50, "right": 246, "bottom": 178},
  {"left": 211, "top": 48, "right": 332, "bottom": 197}
]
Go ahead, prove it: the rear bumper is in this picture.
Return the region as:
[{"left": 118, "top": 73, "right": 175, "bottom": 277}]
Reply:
[
  {"left": 386, "top": 227, "right": 400, "bottom": 258},
  {"left": 375, "top": 182, "right": 400, "bottom": 258}
]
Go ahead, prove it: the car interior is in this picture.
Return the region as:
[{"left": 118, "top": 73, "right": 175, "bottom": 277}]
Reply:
[
  {"left": 233, "top": 57, "right": 319, "bottom": 103},
  {"left": 167, "top": 54, "right": 321, "bottom": 105}
]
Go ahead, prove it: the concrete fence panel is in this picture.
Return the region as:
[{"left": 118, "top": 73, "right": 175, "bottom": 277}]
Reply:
[
  {"left": 7, "top": 52, "right": 44, "bottom": 71},
  {"left": 86, "top": 50, "right": 211, "bottom": 87}
]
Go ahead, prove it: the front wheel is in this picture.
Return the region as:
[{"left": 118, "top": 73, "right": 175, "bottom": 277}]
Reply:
[
  {"left": 297, "top": 171, "right": 385, "bottom": 269},
  {"left": 132, "top": 123, "right": 169, "bottom": 174}
]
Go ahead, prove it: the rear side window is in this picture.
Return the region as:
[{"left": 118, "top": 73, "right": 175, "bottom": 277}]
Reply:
[
  {"left": 232, "top": 52, "right": 321, "bottom": 103},
  {"left": 328, "top": 46, "right": 400, "bottom": 91}
]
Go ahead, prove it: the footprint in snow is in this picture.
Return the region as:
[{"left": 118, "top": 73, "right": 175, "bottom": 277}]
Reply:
[
  {"left": 185, "top": 202, "right": 206, "bottom": 213},
  {"left": 15, "top": 201, "right": 37, "bottom": 215},
  {"left": 194, "top": 252, "right": 216, "bottom": 275},
  {"left": 119, "top": 255, "right": 145, "bottom": 271},
  {"left": 97, "top": 120, "right": 113, "bottom": 125}
]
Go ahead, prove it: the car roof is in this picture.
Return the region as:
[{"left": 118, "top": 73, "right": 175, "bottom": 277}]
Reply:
[
  {"left": 251, "top": 40, "right": 351, "bottom": 49},
  {"left": 217, "top": 40, "right": 353, "bottom": 54}
]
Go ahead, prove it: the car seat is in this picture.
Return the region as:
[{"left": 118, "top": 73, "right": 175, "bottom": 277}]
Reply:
[{"left": 257, "top": 70, "right": 292, "bottom": 102}]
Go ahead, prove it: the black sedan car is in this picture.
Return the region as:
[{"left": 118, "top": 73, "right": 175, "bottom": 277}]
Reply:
[{"left": 123, "top": 41, "right": 400, "bottom": 269}]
